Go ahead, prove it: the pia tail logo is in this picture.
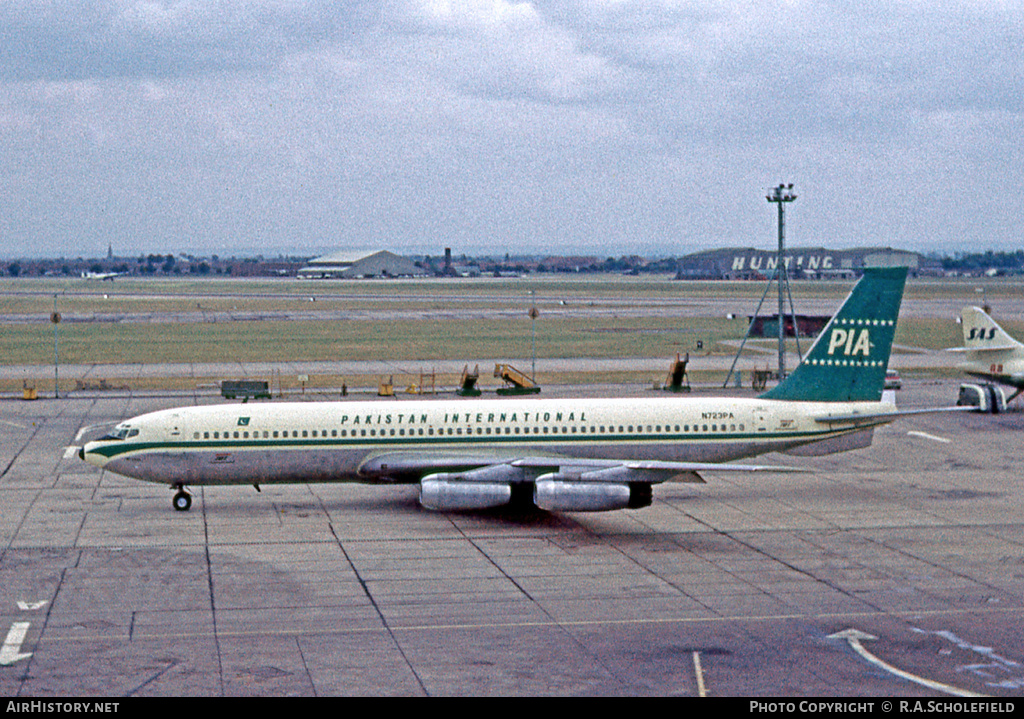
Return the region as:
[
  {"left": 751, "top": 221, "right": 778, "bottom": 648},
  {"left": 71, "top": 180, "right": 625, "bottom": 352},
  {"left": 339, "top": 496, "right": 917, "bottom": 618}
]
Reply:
[
  {"left": 827, "top": 327, "right": 873, "bottom": 357},
  {"left": 968, "top": 327, "right": 996, "bottom": 341},
  {"left": 806, "top": 318, "right": 892, "bottom": 368}
]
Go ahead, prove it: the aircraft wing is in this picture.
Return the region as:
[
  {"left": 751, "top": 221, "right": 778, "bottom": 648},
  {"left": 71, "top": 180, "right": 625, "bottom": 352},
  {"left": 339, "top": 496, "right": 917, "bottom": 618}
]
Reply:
[
  {"left": 511, "top": 457, "right": 810, "bottom": 483},
  {"left": 361, "top": 452, "right": 813, "bottom": 511},
  {"left": 358, "top": 452, "right": 807, "bottom": 485}
]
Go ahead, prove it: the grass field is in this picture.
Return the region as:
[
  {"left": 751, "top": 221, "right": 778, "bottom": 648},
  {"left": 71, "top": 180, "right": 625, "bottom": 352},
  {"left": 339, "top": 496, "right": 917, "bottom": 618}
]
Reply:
[
  {"left": 1, "top": 315, "right": 749, "bottom": 365},
  {"left": 3, "top": 274, "right": 1023, "bottom": 393}
]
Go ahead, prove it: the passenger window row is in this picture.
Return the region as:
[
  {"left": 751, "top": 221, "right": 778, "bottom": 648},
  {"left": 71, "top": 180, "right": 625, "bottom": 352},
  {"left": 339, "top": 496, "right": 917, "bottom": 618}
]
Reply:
[{"left": 192, "top": 423, "right": 745, "bottom": 440}]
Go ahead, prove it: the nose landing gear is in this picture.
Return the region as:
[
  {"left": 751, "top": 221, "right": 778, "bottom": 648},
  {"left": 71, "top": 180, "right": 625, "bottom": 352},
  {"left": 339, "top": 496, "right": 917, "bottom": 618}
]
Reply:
[{"left": 172, "top": 486, "right": 193, "bottom": 511}]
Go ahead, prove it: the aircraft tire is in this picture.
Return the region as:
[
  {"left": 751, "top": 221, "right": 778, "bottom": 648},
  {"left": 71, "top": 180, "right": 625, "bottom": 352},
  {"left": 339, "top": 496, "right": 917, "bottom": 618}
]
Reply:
[{"left": 173, "top": 490, "right": 192, "bottom": 512}]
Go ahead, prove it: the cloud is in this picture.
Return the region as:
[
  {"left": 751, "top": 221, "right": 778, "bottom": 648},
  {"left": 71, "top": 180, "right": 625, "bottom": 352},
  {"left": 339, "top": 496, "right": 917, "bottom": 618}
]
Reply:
[
  {"left": 1, "top": 1, "right": 1022, "bottom": 258},
  {"left": 0, "top": 1, "right": 376, "bottom": 81}
]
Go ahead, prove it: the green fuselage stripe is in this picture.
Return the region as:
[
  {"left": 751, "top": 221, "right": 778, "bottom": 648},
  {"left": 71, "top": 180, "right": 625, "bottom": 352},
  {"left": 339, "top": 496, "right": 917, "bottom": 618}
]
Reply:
[{"left": 87, "top": 426, "right": 861, "bottom": 460}]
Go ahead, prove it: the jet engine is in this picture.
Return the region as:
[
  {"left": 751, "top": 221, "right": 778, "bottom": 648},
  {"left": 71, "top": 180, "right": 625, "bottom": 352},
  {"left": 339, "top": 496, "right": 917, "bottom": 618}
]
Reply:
[
  {"left": 418, "top": 465, "right": 656, "bottom": 512},
  {"left": 419, "top": 475, "right": 512, "bottom": 510},
  {"left": 533, "top": 473, "right": 652, "bottom": 512},
  {"left": 418, "top": 464, "right": 525, "bottom": 510}
]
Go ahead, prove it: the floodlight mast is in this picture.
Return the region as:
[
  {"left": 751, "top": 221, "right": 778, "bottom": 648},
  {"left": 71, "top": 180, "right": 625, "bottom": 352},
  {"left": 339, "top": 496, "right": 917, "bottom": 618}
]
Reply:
[{"left": 766, "top": 183, "right": 797, "bottom": 379}]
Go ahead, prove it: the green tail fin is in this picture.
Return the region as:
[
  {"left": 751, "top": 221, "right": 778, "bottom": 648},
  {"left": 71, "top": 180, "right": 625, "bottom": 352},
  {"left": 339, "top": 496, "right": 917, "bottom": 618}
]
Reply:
[{"left": 759, "top": 266, "right": 907, "bottom": 402}]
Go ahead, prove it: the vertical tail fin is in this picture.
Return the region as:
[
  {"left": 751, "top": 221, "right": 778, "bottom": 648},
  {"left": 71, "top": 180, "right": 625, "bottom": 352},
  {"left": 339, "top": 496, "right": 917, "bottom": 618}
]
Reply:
[
  {"left": 960, "top": 306, "right": 1024, "bottom": 352},
  {"left": 759, "top": 266, "right": 907, "bottom": 402}
]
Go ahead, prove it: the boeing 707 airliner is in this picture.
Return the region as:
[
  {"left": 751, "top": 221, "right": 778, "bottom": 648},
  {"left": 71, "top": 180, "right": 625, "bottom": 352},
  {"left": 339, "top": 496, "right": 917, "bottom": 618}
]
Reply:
[{"left": 81, "top": 267, "right": 912, "bottom": 513}]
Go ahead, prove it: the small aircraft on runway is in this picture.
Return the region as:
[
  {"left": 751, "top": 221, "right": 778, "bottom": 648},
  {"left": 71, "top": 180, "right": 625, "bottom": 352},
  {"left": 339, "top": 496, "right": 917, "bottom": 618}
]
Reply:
[
  {"left": 81, "top": 271, "right": 124, "bottom": 281},
  {"left": 81, "top": 267, "right": 936, "bottom": 513},
  {"left": 949, "top": 305, "right": 1024, "bottom": 403}
]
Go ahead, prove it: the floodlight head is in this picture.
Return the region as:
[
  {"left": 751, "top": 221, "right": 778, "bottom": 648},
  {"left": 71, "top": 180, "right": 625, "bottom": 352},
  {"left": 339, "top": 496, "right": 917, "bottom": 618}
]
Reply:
[
  {"left": 767, "top": 183, "right": 797, "bottom": 203},
  {"left": 766, "top": 183, "right": 797, "bottom": 203}
]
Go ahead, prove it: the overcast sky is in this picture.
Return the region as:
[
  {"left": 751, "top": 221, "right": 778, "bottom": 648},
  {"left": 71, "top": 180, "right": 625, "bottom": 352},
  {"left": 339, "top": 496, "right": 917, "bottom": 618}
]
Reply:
[{"left": 1, "top": 0, "right": 1021, "bottom": 260}]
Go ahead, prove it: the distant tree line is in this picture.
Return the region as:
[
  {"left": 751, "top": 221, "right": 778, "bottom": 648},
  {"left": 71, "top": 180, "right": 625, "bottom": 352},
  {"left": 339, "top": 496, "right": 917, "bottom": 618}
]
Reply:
[
  {"left": 933, "top": 250, "right": 1024, "bottom": 273},
  {"left": 7, "top": 249, "right": 1024, "bottom": 278}
]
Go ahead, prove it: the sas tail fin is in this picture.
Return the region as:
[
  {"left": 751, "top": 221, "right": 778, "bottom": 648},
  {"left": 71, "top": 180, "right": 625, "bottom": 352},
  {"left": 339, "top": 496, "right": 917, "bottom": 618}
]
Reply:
[
  {"left": 759, "top": 266, "right": 907, "bottom": 403},
  {"left": 959, "top": 306, "right": 1024, "bottom": 353}
]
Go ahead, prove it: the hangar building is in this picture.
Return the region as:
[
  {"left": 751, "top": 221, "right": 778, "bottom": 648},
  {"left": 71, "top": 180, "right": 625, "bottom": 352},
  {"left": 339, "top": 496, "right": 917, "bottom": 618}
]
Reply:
[
  {"left": 675, "top": 246, "right": 932, "bottom": 280},
  {"left": 298, "top": 250, "right": 427, "bottom": 279}
]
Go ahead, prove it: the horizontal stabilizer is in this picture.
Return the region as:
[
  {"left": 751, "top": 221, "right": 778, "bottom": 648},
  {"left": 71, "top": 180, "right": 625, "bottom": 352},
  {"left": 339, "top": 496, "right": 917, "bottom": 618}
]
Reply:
[
  {"left": 947, "top": 345, "right": 1020, "bottom": 353},
  {"left": 815, "top": 405, "right": 976, "bottom": 424}
]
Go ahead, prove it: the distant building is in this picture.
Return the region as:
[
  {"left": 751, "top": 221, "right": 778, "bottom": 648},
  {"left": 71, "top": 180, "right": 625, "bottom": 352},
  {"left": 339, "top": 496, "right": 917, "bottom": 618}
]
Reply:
[
  {"left": 675, "top": 246, "right": 934, "bottom": 280},
  {"left": 747, "top": 314, "right": 832, "bottom": 338},
  {"left": 298, "top": 250, "right": 427, "bottom": 279}
]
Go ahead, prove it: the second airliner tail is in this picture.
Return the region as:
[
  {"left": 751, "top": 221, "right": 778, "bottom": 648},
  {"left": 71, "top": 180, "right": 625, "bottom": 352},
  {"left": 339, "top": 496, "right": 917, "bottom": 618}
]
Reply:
[{"left": 959, "top": 306, "right": 1024, "bottom": 353}]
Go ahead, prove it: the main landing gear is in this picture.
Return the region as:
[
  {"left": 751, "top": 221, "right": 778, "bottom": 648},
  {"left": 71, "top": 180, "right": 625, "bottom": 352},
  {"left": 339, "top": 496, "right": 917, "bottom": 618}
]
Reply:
[{"left": 172, "top": 486, "right": 193, "bottom": 511}]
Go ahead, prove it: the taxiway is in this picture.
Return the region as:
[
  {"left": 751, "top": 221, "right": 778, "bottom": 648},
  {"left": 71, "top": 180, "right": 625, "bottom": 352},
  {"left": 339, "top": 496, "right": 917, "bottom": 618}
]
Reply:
[{"left": 0, "top": 381, "right": 1022, "bottom": 696}]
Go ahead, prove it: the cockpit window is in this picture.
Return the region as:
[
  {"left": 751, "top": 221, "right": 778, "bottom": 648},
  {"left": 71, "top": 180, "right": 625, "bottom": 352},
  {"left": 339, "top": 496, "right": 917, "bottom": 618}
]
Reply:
[{"left": 100, "top": 426, "right": 138, "bottom": 441}]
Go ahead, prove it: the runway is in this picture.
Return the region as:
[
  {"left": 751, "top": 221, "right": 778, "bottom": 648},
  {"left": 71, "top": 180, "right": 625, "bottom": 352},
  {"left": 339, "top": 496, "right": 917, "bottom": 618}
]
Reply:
[{"left": 1, "top": 381, "right": 1022, "bottom": 696}]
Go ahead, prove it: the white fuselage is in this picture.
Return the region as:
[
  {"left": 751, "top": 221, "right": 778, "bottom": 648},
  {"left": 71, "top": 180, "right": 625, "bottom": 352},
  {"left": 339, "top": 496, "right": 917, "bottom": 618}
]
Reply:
[
  {"left": 960, "top": 352, "right": 1024, "bottom": 389},
  {"left": 81, "top": 394, "right": 893, "bottom": 488}
]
